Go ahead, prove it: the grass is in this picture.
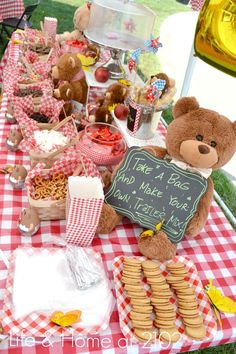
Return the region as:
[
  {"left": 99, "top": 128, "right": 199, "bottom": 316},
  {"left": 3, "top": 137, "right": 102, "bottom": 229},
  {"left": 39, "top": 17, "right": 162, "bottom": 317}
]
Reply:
[{"left": 0, "top": 3, "right": 235, "bottom": 351}]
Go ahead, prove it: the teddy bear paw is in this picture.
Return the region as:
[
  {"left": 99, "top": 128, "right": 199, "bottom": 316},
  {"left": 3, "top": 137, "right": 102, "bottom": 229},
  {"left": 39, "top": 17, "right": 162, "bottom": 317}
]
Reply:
[{"left": 138, "top": 231, "right": 177, "bottom": 262}]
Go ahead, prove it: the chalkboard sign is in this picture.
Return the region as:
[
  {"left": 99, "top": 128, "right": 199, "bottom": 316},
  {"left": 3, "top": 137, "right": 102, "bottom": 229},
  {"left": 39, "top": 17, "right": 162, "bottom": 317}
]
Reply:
[{"left": 105, "top": 147, "right": 208, "bottom": 243}]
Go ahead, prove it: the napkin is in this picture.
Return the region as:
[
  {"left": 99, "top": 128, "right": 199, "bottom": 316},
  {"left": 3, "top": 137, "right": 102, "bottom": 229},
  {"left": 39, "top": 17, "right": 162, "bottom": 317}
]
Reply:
[{"left": 12, "top": 247, "right": 113, "bottom": 327}]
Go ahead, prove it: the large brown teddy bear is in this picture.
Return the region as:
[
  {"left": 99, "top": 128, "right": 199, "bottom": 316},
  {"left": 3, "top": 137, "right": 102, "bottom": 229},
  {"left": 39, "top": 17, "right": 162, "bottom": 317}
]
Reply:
[
  {"left": 52, "top": 53, "right": 88, "bottom": 106},
  {"left": 97, "top": 97, "right": 236, "bottom": 261}
]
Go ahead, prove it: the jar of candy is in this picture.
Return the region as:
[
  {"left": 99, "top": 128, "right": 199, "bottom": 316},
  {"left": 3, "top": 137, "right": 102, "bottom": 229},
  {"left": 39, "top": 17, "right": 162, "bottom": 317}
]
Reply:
[{"left": 77, "top": 122, "right": 127, "bottom": 166}]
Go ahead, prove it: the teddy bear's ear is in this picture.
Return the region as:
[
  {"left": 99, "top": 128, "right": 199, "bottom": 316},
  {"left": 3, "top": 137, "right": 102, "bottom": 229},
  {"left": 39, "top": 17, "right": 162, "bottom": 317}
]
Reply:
[
  {"left": 233, "top": 121, "right": 236, "bottom": 136},
  {"left": 173, "top": 97, "right": 200, "bottom": 119},
  {"left": 68, "top": 56, "right": 76, "bottom": 68},
  {"left": 66, "top": 88, "right": 73, "bottom": 100}
]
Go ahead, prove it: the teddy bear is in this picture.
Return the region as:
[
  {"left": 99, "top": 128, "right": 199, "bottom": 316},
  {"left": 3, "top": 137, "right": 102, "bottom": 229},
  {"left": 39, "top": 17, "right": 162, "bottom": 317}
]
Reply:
[
  {"left": 97, "top": 97, "right": 236, "bottom": 261},
  {"left": 56, "top": 3, "right": 91, "bottom": 44},
  {"left": 52, "top": 53, "right": 88, "bottom": 117},
  {"left": 90, "top": 82, "right": 130, "bottom": 123}
]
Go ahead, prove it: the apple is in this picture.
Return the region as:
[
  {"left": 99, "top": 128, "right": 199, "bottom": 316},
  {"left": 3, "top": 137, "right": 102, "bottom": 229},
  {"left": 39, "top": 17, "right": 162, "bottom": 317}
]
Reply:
[
  {"left": 94, "top": 67, "right": 110, "bottom": 83},
  {"left": 114, "top": 104, "right": 129, "bottom": 120}
]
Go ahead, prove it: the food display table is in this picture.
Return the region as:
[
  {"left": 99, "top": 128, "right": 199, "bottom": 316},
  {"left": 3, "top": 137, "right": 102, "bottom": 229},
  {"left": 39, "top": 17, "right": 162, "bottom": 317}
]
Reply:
[
  {"left": 0, "top": 0, "right": 24, "bottom": 22},
  {"left": 0, "top": 37, "right": 235, "bottom": 354}
]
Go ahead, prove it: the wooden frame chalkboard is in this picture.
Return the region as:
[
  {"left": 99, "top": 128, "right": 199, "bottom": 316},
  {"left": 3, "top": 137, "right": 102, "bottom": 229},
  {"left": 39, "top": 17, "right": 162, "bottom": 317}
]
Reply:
[{"left": 105, "top": 147, "right": 208, "bottom": 243}]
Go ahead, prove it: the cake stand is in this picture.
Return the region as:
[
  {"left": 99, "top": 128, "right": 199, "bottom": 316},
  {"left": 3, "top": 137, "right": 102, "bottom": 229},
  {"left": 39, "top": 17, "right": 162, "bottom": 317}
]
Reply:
[{"left": 84, "top": 0, "right": 156, "bottom": 79}]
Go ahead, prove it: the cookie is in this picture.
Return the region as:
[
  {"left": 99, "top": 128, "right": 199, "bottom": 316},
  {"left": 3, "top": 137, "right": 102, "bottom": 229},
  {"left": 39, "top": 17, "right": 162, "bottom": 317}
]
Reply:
[
  {"left": 183, "top": 316, "right": 203, "bottom": 327},
  {"left": 134, "top": 328, "right": 156, "bottom": 342},
  {"left": 166, "top": 275, "right": 186, "bottom": 283},
  {"left": 159, "top": 327, "right": 181, "bottom": 343},
  {"left": 176, "top": 287, "right": 195, "bottom": 296},
  {"left": 127, "top": 291, "right": 147, "bottom": 298},
  {"left": 177, "top": 295, "right": 196, "bottom": 302},
  {"left": 171, "top": 281, "right": 190, "bottom": 289},
  {"left": 132, "top": 305, "right": 153, "bottom": 313},
  {"left": 167, "top": 262, "right": 185, "bottom": 271},
  {"left": 125, "top": 284, "right": 144, "bottom": 292},
  {"left": 178, "top": 308, "right": 199, "bottom": 317},
  {"left": 178, "top": 302, "right": 198, "bottom": 310},
  {"left": 153, "top": 303, "right": 174, "bottom": 312},
  {"left": 170, "top": 269, "right": 188, "bottom": 276},
  {"left": 185, "top": 325, "right": 206, "bottom": 340},
  {"left": 151, "top": 283, "right": 170, "bottom": 291},
  {"left": 121, "top": 276, "right": 141, "bottom": 284},
  {"left": 142, "top": 260, "right": 160, "bottom": 270},
  {"left": 154, "top": 319, "right": 175, "bottom": 328},
  {"left": 130, "top": 311, "right": 151, "bottom": 320},
  {"left": 156, "top": 313, "right": 176, "bottom": 321},
  {"left": 151, "top": 292, "right": 172, "bottom": 299},
  {"left": 131, "top": 298, "right": 151, "bottom": 306},
  {"left": 132, "top": 319, "right": 153, "bottom": 328},
  {"left": 124, "top": 258, "right": 142, "bottom": 267},
  {"left": 152, "top": 289, "right": 172, "bottom": 297},
  {"left": 122, "top": 270, "right": 141, "bottom": 279},
  {"left": 151, "top": 298, "right": 170, "bottom": 305},
  {"left": 147, "top": 277, "right": 166, "bottom": 285}
]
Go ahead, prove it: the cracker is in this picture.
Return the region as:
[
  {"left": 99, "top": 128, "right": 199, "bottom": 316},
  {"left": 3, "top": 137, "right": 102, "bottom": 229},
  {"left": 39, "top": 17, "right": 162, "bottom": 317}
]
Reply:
[
  {"left": 131, "top": 298, "right": 151, "bottom": 306},
  {"left": 121, "top": 276, "right": 141, "bottom": 284}
]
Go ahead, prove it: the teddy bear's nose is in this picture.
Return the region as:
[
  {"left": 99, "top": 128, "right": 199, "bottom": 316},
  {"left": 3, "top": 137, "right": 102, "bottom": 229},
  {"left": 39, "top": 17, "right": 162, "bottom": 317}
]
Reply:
[{"left": 198, "top": 145, "right": 210, "bottom": 154}]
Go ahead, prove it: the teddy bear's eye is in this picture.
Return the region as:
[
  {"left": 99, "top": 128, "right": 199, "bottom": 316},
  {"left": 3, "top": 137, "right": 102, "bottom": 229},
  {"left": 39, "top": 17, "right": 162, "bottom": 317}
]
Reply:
[
  {"left": 196, "top": 135, "right": 204, "bottom": 141},
  {"left": 210, "top": 141, "right": 217, "bottom": 148}
]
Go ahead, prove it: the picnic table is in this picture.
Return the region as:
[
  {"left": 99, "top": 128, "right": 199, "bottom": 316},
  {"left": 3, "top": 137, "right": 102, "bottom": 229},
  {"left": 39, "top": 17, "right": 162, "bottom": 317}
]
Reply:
[
  {"left": 0, "top": 0, "right": 24, "bottom": 22},
  {"left": 0, "top": 34, "right": 235, "bottom": 354}
]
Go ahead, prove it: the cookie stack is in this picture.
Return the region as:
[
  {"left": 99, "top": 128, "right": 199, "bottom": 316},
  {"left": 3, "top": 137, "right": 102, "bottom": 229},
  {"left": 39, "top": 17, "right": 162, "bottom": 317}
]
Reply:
[
  {"left": 142, "top": 260, "right": 180, "bottom": 343},
  {"left": 122, "top": 258, "right": 155, "bottom": 342},
  {"left": 166, "top": 262, "right": 206, "bottom": 340}
]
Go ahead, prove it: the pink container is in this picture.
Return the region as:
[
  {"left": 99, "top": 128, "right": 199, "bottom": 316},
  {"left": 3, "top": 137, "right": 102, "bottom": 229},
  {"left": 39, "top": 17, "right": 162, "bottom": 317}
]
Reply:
[{"left": 77, "top": 122, "right": 127, "bottom": 166}]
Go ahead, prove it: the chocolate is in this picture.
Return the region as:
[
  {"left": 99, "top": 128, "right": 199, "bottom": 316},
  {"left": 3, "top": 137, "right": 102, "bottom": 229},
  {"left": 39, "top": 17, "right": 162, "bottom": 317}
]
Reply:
[
  {"left": 15, "top": 88, "right": 43, "bottom": 97},
  {"left": 9, "top": 165, "right": 27, "bottom": 189},
  {"left": 30, "top": 112, "right": 49, "bottom": 123},
  {"left": 30, "top": 45, "right": 51, "bottom": 54}
]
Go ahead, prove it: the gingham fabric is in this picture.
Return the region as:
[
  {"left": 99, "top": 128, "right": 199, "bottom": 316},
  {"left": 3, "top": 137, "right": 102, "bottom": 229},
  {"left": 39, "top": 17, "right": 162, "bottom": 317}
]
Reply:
[
  {"left": 0, "top": 0, "right": 24, "bottom": 22},
  {"left": 66, "top": 197, "right": 104, "bottom": 247},
  {"left": 2, "top": 247, "right": 112, "bottom": 337},
  {"left": 0, "top": 33, "right": 235, "bottom": 353},
  {"left": 113, "top": 255, "right": 216, "bottom": 346},
  {"left": 190, "top": 0, "right": 205, "bottom": 11}
]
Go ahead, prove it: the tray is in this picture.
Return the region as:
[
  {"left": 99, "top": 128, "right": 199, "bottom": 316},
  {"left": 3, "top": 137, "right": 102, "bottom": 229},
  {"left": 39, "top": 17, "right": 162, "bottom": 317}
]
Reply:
[{"left": 113, "top": 255, "right": 217, "bottom": 345}]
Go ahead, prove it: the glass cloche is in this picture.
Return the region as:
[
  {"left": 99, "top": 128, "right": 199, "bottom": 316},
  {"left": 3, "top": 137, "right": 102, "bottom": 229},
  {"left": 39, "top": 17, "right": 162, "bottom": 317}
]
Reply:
[{"left": 85, "top": 0, "right": 156, "bottom": 79}]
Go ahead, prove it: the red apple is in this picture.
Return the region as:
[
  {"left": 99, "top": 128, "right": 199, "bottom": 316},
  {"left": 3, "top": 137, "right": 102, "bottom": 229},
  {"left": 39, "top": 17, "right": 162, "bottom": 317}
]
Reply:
[
  {"left": 94, "top": 67, "right": 110, "bottom": 83},
  {"left": 114, "top": 104, "right": 129, "bottom": 120}
]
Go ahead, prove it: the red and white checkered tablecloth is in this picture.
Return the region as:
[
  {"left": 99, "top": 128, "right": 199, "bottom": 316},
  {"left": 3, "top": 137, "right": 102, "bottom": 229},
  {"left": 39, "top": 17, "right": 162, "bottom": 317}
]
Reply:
[
  {"left": 0, "top": 35, "right": 235, "bottom": 354},
  {"left": 0, "top": 0, "right": 24, "bottom": 22}
]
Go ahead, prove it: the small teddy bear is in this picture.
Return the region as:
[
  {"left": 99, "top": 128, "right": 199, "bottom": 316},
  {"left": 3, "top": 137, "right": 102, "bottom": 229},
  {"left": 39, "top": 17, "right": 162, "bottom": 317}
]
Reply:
[
  {"left": 91, "top": 82, "right": 130, "bottom": 123},
  {"left": 18, "top": 207, "right": 40, "bottom": 237},
  {"left": 52, "top": 53, "right": 88, "bottom": 105},
  {"left": 56, "top": 3, "right": 91, "bottom": 44},
  {"left": 6, "top": 129, "right": 23, "bottom": 152},
  {"left": 9, "top": 165, "right": 27, "bottom": 189}
]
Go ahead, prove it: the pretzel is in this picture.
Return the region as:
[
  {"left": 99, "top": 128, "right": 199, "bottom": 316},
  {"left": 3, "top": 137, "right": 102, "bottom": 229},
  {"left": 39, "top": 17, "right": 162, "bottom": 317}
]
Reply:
[
  {"left": 52, "top": 172, "right": 66, "bottom": 183},
  {"left": 32, "top": 172, "right": 68, "bottom": 201}
]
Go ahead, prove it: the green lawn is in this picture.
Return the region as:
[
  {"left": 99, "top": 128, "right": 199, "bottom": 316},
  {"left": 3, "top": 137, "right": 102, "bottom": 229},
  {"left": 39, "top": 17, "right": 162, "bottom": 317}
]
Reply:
[{"left": 0, "top": 3, "right": 235, "bottom": 352}]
